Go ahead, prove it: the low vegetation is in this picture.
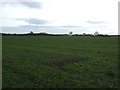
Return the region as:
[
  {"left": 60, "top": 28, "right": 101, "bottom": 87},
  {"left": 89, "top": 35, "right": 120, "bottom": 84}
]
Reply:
[{"left": 2, "top": 36, "right": 118, "bottom": 88}]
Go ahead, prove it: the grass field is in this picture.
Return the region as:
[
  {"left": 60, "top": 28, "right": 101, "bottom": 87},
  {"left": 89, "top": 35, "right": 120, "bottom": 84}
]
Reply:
[{"left": 2, "top": 36, "right": 118, "bottom": 88}]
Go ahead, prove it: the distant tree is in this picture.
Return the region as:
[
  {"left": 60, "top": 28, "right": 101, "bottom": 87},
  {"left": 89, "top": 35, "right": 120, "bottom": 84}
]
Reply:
[
  {"left": 30, "top": 31, "right": 34, "bottom": 35},
  {"left": 14, "top": 33, "right": 16, "bottom": 35},
  {"left": 69, "top": 31, "right": 73, "bottom": 36},
  {"left": 94, "top": 31, "right": 99, "bottom": 36},
  {"left": 83, "top": 33, "right": 86, "bottom": 36}
]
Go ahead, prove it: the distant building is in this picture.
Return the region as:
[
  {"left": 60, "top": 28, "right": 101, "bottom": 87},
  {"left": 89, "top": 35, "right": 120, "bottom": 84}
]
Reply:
[{"left": 94, "top": 31, "right": 99, "bottom": 36}]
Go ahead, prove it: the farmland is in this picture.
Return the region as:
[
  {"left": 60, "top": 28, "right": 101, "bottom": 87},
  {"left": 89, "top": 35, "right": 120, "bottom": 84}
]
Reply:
[{"left": 2, "top": 36, "right": 118, "bottom": 88}]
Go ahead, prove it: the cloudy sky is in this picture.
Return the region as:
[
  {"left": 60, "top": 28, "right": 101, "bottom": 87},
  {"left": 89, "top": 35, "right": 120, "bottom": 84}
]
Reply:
[{"left": 0, "top": 0, "right": 119, "bottom": 35}]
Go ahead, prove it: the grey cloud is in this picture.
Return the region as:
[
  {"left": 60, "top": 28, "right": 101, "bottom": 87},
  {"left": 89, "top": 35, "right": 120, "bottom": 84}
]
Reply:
[
  {"left": 2, "top": 25, "right": 113, "bottom": 35},
  {"left": 2, "top": 25, "right": 70, "bottom": 34},
  {"left": 2, "top": 2, "right": 42, "bottom": 9},
  {"left": 20, "top": 25, "right": 82, "bottom": 29},
  {"left": 61, "top": 25, "right": 82, "bottom": 28},
  {"left": 19, "top": 2, "right": 42, "bottom": 8},
  {"left": 17, "top": 18, "right": 48, "bottom": 25},
  {"left": 87, "top": 20, "right": 106, "bottom": 24},
  {"left": 18, "top": 25, "right": 53, "bottom": 29},
  {"left": 25, "top": 18, "right": 48, "bottom": 24}
]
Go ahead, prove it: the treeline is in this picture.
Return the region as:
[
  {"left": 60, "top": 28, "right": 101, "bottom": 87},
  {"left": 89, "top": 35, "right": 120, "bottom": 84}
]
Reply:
[
  {"left": 1, "top": 33, "right": 69, "bottom": 36},
  {"left": 1, "top": 33, "right": 119, "bottom": 37}
]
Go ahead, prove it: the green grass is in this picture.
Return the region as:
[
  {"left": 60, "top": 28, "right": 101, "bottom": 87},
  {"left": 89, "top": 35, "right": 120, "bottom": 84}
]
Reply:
[{"left": 2, "top": 36, "right": 118, "bottom": 88}]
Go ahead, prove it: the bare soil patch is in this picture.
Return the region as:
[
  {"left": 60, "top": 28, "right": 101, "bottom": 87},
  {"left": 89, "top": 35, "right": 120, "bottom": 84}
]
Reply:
[{"left": 47, "top": 57, "right": 88, "bottom": 68}]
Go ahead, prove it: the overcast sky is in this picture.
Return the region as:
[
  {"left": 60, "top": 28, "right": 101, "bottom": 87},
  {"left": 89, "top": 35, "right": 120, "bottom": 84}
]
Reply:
[{"left": 0, "top": 0, "right": 119, "bottom": 35}]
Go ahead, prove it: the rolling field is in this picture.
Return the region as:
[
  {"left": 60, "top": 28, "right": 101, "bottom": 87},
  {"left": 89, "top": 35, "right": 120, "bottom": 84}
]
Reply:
[{"left": 2, "top": 36, "right": 118, "bottom": 88}]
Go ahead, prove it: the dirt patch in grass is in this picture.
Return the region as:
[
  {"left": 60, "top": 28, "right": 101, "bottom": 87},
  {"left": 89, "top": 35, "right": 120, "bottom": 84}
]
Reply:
[{"left": 46, "top": 57, "right": 88, "bottom": 68}]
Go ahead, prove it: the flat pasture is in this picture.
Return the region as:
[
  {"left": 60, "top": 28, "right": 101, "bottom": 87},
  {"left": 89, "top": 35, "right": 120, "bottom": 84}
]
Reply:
[{"left": 2, "top": 36, "right": 118, "bottom": 88}]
